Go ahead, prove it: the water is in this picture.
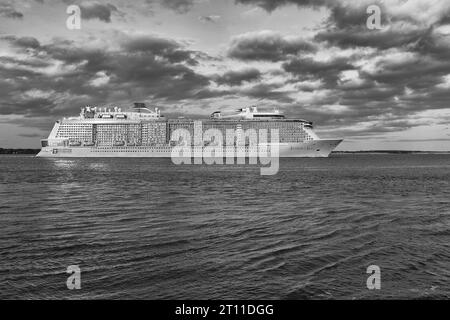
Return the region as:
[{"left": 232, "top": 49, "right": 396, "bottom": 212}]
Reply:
[{"left": 0, "top": 154, "right": 449, "bottom": 299}]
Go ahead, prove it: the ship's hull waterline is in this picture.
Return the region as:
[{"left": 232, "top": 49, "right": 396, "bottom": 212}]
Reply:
[{"left": 37, "top": 139, "right": 342, "bottom": 158}]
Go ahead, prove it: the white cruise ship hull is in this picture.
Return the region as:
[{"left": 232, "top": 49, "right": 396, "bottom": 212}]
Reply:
[{"left": 36, "top": 139, "right": 342, "bottom": 158}]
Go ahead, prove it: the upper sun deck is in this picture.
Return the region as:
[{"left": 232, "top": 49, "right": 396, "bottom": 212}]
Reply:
[
  {"left": 208, "top": 107, "right": 313, "bottom": 127},
  {"left": 59, "top": 103, "right": 312, "bottom": 127},
  {"left": 62, "top": 102, "right": 163, "bottom": 122},
  {"left": 211, "top": 106, "right": 286, "bottom": 120}
]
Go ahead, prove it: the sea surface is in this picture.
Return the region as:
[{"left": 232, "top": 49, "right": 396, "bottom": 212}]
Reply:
[{"left": 0, "top": 154, "right": 449, "bottom": 299}]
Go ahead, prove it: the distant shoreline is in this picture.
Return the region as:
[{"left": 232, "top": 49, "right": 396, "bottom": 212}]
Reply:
[{"left": 0, "top": 148, "right": 40, "bottom": 155}]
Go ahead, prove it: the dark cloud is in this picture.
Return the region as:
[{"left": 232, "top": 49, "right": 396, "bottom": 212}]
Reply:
[
  {"left": 0, "top": 35, "right": 41, "bottom": 51},
  {"left": 301, "top": 0, "right": 438, "bottom": 52},
  {"left": 326, "top": 1, "right": 388, "bottom": 29},
  {"left": 236, "top": 0, "right": 448, "bottom": 52},
  {"left": 0, "top": 56, "right": 52, "bottom": 68},
  {"left": 143, "top": 0, "right": 195, "bottom": 14},
  {"left": 10, "top": 36, "right": 41, "bottom": 49},
  {"left": 238, "top": 83, "right": 294, "bottom": 103},
  {"left": 0, "top": 97, "right": 58, "bottom": 117},
  {"left": 195, "top": 76, "right": 294, "bottom": 103},
  {"left": 80, "top": 2, "right": 118, "bottom": 22},
  {"left": 0, "top": 2, "right": 23, "bottom": 19},
  {"left": 356, "top": 53, "right": 450, "bottom": 93},
  {"left": 283, "top": 57, "right": 355, "bottom": 86},
  {"left": 121, "top": 36, "right": 198, "bottom": 65},
  {"left": 0, "top": 33, "right": 212, "bottom": 119},
  {"left": 198, "top": 15, "right": 221, "bottom": 23},
  {"left": 159, "top": 0, "right": 194, "bottom": 14},
  {"left": 235, "top": 0, "right": 391, "bottom": 30},
  {"left": 315, "top": 26, "right": 432, "bottom": 50},
  {"left": 235, "top": 0, "right": 329, "bottom": 12},
  {"left": 228, "top": 31, "right": 316, "bottom": 61},
  {"left": 215, "top": 68, "right": 261, "bottom": 86},
  {"left": 412, "top": 29, "right": 450, "bottom": 60},
  {"left": 193, "top": 88, "right": 233, "bottom": 99}
]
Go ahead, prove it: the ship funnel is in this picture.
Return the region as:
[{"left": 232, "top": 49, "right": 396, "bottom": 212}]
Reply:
[{"left": 134, "top": 102, "right": 146, "bottom": 109}]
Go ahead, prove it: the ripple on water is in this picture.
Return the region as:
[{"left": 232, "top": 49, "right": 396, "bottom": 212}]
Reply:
[{"left": 0, "top": 154, "right": 449, "bottom": 299}]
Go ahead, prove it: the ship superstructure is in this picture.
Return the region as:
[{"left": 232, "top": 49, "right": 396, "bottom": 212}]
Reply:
[{"left": 37, "top": 103, "right": 342, "bottom": 157}]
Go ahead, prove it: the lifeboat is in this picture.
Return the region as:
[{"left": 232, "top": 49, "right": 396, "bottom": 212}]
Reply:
[{"left": 113, "top": 141, "right": 125, "bottom": 146}]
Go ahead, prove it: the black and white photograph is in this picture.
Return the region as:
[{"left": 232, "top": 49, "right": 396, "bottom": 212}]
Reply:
[{"left": 0, "top": 0, "right": 449, "bottom": 309}]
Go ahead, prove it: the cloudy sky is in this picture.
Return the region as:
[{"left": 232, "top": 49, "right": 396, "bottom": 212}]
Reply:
[{"left": 1, "top": 0, "right": 450, "bottom": 150}]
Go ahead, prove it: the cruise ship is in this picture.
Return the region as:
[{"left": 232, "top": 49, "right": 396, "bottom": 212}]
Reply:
[{"left": 36, "top": 103, "right": 342, "bottom": 157}]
